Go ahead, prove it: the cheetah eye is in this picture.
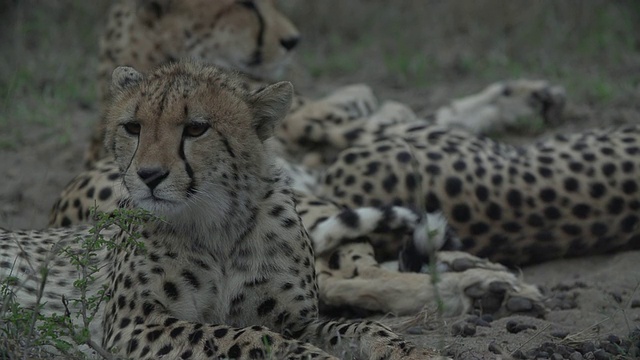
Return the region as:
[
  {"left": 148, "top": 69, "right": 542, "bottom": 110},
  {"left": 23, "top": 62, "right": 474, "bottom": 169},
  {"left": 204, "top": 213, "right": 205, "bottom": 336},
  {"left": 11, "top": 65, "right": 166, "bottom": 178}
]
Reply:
[
  {"left": 183, "top": 123, "right": 209, "bottom": 137},
  {"left": 123, "top": 122, "right": 141, "bottom": 135}
]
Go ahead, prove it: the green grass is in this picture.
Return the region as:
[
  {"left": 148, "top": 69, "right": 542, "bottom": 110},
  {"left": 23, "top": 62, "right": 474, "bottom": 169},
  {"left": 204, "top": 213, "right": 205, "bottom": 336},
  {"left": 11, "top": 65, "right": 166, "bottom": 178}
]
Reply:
[
  {"left": 289, "top": 0, "right": 639, "bottom": 108},
  {"left": 0, "top": 1, "right": 102, "bottom": 149}
]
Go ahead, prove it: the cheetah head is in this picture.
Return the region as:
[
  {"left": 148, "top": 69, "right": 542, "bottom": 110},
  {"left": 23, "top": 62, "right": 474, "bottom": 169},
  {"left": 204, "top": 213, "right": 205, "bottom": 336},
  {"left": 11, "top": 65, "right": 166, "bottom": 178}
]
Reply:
[
  {"left": 101, "top": 0, "right": 300, "bottom": 90},
  {"left": 104, "top": 61, "right": 293, "bottom": 229}
]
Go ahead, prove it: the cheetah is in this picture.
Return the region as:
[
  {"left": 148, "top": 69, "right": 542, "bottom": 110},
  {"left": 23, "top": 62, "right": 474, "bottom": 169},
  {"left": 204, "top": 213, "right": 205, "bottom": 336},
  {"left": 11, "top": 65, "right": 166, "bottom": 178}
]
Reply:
[
  {"left": 3, "top": 61, "right": 448, "bottom": 359},
  {"left": 318, "top": 123, "right": 640, "bottom": 267}
]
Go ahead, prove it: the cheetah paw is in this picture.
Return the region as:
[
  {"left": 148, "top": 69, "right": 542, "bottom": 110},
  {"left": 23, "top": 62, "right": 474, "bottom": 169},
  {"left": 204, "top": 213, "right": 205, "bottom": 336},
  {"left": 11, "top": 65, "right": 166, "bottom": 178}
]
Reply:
[{"left": 438, "top": 262, "right": 546, "bottom": 318}]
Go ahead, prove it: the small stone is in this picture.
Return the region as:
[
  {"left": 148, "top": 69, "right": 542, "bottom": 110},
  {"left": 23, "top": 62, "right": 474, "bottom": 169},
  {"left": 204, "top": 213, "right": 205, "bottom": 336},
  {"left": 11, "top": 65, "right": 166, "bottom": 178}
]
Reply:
[
  {"left": 451, "top": 322, "right": 463, "bottom": 336},
  {"left": 451, "top": 321, "right": 476, "bottom": 337},
  {"left": 550, "top": 329, "right": 570, "bottom": 339},
  {"left": 474, "top": 318, "right": 492, "bottom": 327},
  {"left": 466, "top": 315, "right": 491, "bottom": 327},
  {"left": 568, "top": 351, "right": 584, "bottom": 360},
  {"left": 481, "top": 313, "right": 494, "bottom": 323},
  {"left": 554, "top": 344, "right": 572, "bottom": 357},
  {"left": 465, "top": 314, "right": 479, "bottom": 323},
  {"left": 405, "top": 326, "right": 423, "bottom": 335},
  {"left": 580, "top": 341, "right": 597, "bottom": 354},
  {"left": 592, "top": 349, "right": 610, "bottom": 360},
  {"left": 462, "top": 323, "right": 476, "bottom": 336},
  {"left": 599, "top": 342, "right": 619, "bottom": 355},
  {"left": 551, "top": 354, "right": 564, "bottom": 360},
  {"left": 506, "top": 319, "right": 536, "bottom": 334},
  {"left": 605, "top": 334, "right": 621, "bottom": 345},
  {"left": 631, "top": 299, "right": 640, "bottom": 308},
  {"left": 488, "top": 341, "right": 503, "bottom": 354},
  {"left": 512, "top": 350, "right": 527, "bottom": 359}
]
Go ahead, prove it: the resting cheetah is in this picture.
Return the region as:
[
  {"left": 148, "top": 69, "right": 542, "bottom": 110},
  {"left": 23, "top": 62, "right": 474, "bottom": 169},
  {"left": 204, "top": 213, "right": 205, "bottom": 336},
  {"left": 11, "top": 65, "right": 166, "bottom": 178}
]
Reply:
[
  {"left": 318, "top": 124, "right": 640, "bottom": 267},
  {"left": 3, "top": 61, "right": 453, "bottom": 359}
]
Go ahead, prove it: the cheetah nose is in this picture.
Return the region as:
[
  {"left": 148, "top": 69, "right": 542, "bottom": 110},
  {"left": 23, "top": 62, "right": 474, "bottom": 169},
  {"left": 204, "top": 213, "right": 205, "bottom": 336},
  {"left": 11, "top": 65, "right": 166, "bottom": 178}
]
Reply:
[
  {"left": 137, "top": 167, "right": 169, "bottom": 190},
  {"left": 280, "top": 36, "right": 300, "bottom": 51}
]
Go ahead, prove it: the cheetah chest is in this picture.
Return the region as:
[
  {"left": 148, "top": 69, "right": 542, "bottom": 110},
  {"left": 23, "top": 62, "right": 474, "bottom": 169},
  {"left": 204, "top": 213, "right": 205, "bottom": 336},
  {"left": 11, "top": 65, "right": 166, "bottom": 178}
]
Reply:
[{"left": 116, "top": 234, "right": 317, "bottom": 331}]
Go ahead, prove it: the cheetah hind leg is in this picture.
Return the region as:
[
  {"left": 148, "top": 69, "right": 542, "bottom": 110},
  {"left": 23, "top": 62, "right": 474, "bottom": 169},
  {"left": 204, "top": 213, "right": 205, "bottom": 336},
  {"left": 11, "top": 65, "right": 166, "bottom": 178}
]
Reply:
[
  {"left": 318, "top": 243, "right": 545, "bottom": 318},
  {"left": 430, "top": 251, "right": 546, "bottom": 318},
  {"left": 395, "top": 227, "right": 545, "bottom": 318}
]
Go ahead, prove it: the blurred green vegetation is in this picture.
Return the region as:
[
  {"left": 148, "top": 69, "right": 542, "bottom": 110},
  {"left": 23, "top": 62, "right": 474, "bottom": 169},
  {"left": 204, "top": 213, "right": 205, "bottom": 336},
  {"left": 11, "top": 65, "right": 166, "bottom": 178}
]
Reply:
[
  {"left": 0, "top": 1, "right": 106, "bottom": 148},
  {"left": 285, "top": 0, "right": 640, "bottom": 105}
]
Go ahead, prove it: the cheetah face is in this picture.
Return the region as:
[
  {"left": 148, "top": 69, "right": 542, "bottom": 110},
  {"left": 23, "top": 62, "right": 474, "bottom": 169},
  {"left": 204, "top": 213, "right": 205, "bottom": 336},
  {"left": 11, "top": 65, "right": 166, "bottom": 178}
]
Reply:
[
  {"left": 494, "top": 80, "right": 566, "bottom": 124},
  {"left": 166, "top": 0, "right": 300, "bottom": 80},
  {"left": 104, "top": 61, "right": 293, "bottom": 224}
]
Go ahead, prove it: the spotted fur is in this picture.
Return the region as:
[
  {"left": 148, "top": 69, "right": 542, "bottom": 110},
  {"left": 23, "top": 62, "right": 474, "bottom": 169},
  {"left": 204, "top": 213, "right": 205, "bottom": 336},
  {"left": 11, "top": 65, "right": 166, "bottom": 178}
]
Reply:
[{"left": 320, "top": 124, "right": 640, "bottom": 266}]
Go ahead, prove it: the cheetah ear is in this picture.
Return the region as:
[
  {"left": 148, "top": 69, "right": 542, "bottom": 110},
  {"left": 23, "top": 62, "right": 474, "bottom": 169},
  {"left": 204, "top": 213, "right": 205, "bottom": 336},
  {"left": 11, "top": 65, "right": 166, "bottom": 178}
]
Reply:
[
  {"left": 111, "top": 66, "right": 144, "bottom": 95},
  {"left": 249, "top": 82, "right": 293, "bottom": 142}
]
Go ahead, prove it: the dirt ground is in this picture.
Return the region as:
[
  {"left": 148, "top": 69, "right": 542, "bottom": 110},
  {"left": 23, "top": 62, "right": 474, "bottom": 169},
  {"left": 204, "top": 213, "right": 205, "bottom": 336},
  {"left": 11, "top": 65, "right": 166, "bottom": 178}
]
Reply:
[{"left": 1, "top": 1, "right": 640, "bottom": 359}]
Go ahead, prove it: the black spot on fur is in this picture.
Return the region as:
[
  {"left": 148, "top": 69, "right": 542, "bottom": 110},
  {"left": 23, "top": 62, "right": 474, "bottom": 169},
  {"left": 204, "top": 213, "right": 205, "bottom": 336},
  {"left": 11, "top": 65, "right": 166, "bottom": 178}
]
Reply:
[
  {"left": 257, "top": 298, "right": 277, "bottom": 316},
  {"left": 485, "top": 202, "right": 502, "bottom": 221},
  {"left": 561, "top": 224, "right": 582, "bottom": 236},
  {"left": 622, "top": 180, "right": 638, "bottom": 194},
  {"left": 445, "top": 177, "right": 463, "bottom": 197},
  {"left": 571, "top": 204, "right": 591, "bottom": 219},
  {"left": 475, "top": 185, "right": 489, "bottom": 202},
  {"left": 590, "top": 222, "right": 608, "bottom": 236},
  {"left": 506, "top": 190, "right": 522, "bottom": 208},
  {"left": 469, "top": 222, "right": 490, "bottom": 235},
  {"left": 328, "top": 251, "right": 341, "bottom": 269},
  {"left": 451, "top": 204, "right": 471, "bottom": 223},
  {"left": 163, "top": 282, "right": 179, "bottom": 301},
  {"left": 452, "top": 160, "right": 466, "bottom": 172},
  {"left": 522, "top": 172, "right": 536, "bottom": 184},
  {"left": 98, "top": 187, "right": 112, "bottom": 200},
  {"left": 338, "top": 209, "right": 359, "bottom": 228},
  {"left": 396, "top": 151, "right": 412, "bottom": 163},
  {"left": 607, "top": 197, "right": 625, "bottom": 215},
  {"left": 382, "top": 174, "right": 399, "bottom": 193},
  {"left": 227, "top": 345, "right": 242, "bottom": 359},
  {"left": 539, "top": 188, "right": 556, "bottom": 203},
  {"left": 564, "top": 177, "right": 579, "bottom": 192},
  {"left": 181, "top": 270, "right": 200, "bottom": 289},
  {"left": 589, "top": 182, "right": 606, "bottom": 199}
]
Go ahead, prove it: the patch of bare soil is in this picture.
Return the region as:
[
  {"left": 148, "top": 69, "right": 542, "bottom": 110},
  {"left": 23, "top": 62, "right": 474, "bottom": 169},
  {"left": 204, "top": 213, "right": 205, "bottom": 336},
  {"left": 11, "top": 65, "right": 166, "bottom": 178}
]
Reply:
[{"left": 378, "top": 250, "right": 640, "bottom": 359}]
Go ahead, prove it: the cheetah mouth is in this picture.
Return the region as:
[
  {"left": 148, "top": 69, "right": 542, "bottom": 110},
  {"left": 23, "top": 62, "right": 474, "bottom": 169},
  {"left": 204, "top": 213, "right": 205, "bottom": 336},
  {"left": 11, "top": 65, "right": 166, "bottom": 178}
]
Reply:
[{"left": 135, "top": 194, "right": 180, "bottom": 211}]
